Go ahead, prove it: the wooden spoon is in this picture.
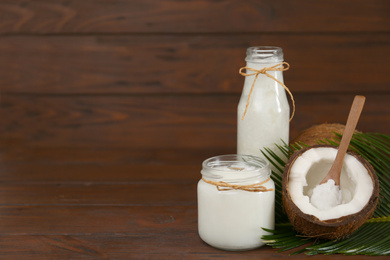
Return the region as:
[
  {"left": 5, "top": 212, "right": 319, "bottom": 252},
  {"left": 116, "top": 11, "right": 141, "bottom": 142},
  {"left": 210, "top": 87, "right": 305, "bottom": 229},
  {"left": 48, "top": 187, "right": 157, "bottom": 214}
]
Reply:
[{"left": 320, "top": 95, "right": 366, "bottom": 186}]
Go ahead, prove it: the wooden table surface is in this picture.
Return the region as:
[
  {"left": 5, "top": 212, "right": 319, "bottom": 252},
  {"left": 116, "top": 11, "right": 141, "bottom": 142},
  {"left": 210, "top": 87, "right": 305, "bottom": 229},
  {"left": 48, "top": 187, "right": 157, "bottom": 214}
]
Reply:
[{"left": 0, "top": 146, "right": 387, "bottom": 259}]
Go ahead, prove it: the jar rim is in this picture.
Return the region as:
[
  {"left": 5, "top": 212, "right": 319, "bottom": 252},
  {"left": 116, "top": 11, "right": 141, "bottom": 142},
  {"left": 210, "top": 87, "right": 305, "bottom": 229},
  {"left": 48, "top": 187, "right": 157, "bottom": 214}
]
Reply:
[
  {"left": 201, "top": 154, "right": 270, "bottom": 182},
  {"left": 245, "top": 46, "right": 283, "bottom": 63}
]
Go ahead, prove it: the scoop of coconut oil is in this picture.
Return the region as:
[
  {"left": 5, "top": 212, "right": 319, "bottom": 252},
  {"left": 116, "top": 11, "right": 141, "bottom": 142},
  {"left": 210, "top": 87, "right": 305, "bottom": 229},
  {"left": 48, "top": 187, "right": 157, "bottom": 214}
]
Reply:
[{"left": 309, "top": 180, "right": 343, "bottom": 210}]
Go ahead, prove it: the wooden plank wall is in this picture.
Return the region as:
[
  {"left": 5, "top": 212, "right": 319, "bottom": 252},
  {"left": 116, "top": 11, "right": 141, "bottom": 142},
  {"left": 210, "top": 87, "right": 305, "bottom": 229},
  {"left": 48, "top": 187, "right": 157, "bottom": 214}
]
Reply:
[{"left": 0, "top": 0, "right": 389, "bottom": 161}]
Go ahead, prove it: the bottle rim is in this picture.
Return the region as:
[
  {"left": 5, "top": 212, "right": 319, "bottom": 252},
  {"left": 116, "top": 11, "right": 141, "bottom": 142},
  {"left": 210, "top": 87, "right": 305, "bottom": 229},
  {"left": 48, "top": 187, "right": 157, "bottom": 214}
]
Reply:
[{"left": 245, "top": 46, "right": 283, "bottom": 63}]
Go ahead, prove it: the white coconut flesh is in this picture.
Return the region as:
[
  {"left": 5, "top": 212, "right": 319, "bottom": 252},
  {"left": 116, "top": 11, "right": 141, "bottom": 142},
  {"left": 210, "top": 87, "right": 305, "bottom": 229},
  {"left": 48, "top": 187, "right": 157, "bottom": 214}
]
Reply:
[{"left": 288, "top": 147, "right": 373, "bottom": 221}]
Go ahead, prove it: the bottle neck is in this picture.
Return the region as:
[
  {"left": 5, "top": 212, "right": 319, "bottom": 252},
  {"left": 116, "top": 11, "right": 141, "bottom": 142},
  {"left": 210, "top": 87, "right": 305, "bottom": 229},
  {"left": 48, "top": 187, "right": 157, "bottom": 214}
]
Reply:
[
  {"left": 245, "top": 61, "right": 283, "bottom": 70},
  {"left": 243, "top": 47, "right": 285, "bottom": 91}
]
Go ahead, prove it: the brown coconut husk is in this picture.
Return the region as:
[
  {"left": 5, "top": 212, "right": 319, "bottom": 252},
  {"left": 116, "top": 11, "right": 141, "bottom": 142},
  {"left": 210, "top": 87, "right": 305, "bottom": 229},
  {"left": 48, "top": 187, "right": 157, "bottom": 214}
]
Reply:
[
  {"left": 291, "top": 123, "right": 358, "bottom": 147},
  {"left": 282, "top": 145, "right": 379, "bottom": 240}
]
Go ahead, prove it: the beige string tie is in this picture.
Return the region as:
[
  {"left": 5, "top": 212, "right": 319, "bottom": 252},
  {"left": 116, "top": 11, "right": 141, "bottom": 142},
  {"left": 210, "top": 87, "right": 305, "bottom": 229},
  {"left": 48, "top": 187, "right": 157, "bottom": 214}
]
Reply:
[
  {"left": 239, "top": 62, "right": 295, "bottom": 121},
  {"left": 201, "top": 176, "right": 274, "bottom": 192}
]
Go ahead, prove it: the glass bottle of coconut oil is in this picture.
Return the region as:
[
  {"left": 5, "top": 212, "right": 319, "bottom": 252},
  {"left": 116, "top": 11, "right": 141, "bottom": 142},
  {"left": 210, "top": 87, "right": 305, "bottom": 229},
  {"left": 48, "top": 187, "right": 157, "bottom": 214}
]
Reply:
[{"left": 237, "top": 46, "right": 290, "bottom": 163}]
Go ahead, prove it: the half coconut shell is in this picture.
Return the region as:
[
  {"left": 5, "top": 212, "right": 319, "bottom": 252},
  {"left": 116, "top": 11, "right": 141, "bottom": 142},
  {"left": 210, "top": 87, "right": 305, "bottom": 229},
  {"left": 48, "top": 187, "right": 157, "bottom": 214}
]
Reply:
[{"left": 282, "top": 145, "right": 379, "bottom": 240}]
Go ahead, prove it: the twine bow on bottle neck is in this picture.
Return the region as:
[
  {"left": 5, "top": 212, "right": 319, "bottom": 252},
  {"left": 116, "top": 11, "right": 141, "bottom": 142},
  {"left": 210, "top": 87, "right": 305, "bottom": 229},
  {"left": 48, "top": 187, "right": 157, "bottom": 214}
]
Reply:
[{"left": 239, "top": 62, "right": 295, "bottom": 121}]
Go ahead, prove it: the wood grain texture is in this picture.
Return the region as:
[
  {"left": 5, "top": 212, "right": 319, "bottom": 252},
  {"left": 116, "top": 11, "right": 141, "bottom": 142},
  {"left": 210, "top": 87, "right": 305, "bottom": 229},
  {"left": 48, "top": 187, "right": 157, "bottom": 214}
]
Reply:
[
  {"left": 0, "top": 160, "right": 202, "bottom": 183},
  {"left": 0, "top": 183, "right": 197, "bottom": 205},
  {"left": 0, "top": 0, "right": 388, "bottom": 34},
  {"left": 0, "top": 0, "right": 389, "bottom": 258},
  {"left": 1, "top": 93, "right": 389, "bottom": 149},
  {"left": 0, "top": 206, "right": 196, "bottom": 234},
  {"left": 0, "top": 145, "right": 219, "bottom": 167},
  {"left": 0, "top": 34, "right": 389, "bottom": 94},
  {"left": 3, "top": 234, "right": 387, "bottom": 259},
  {"left": 0, "top": 206, "right": 389, "bottom": 259},
  {"left": 0, "top": 147, "right": 211, "bottom": 183}
]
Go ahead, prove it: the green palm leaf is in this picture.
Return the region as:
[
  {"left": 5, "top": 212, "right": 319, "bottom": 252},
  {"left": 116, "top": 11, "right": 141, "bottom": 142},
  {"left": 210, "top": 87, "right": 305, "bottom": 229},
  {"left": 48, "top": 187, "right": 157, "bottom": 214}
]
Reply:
[{"left": 261, "top": 133, "right": 390, "bottom": 256}]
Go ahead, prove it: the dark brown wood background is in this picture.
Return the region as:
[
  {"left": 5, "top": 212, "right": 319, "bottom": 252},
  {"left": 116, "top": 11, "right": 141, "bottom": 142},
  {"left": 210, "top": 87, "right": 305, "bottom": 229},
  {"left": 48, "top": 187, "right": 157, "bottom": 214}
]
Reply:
[{"left": 0, "top": 0, "right": 389, "bottom": 258}]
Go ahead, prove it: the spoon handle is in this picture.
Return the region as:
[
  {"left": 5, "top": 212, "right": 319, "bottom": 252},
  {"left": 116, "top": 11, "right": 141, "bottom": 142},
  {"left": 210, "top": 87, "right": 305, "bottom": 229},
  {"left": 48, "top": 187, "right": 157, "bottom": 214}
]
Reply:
[{"left": 321, "top": 95, "right": 366, "bottom": 185}]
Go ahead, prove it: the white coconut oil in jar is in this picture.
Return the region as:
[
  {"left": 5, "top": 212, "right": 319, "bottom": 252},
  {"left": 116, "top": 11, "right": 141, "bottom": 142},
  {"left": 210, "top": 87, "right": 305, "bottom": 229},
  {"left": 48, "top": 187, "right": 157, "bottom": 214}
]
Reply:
[
  {"left": 237, "top": 46, "right": 290, "bottom": 161},
  {"left": 197, "top": 154, "right": 275, "bottom": 251}
]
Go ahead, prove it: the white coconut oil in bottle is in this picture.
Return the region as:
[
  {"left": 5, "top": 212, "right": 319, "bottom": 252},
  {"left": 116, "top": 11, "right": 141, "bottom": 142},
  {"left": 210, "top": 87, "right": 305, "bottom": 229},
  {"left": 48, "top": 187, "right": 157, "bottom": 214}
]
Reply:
[{"left": 237, "top": 46, "right": 290, "bottom": 162}]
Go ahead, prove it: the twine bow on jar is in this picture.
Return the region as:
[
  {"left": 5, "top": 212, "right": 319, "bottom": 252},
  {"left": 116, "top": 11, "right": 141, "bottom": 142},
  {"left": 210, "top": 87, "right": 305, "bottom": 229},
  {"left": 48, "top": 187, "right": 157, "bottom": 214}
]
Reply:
[{"left": 239, "top": 62, "right": 295, "bottom": 121}]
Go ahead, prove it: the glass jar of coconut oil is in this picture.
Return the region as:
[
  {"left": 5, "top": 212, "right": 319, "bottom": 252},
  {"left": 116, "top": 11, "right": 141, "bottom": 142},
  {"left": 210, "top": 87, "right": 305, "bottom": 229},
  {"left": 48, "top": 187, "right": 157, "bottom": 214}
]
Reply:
[
  {"left": 237, "top": 46, "right": 290, "bottom": 162},
  {"left": 197, "top": 154, "right": 275, "bottom": 251}
]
